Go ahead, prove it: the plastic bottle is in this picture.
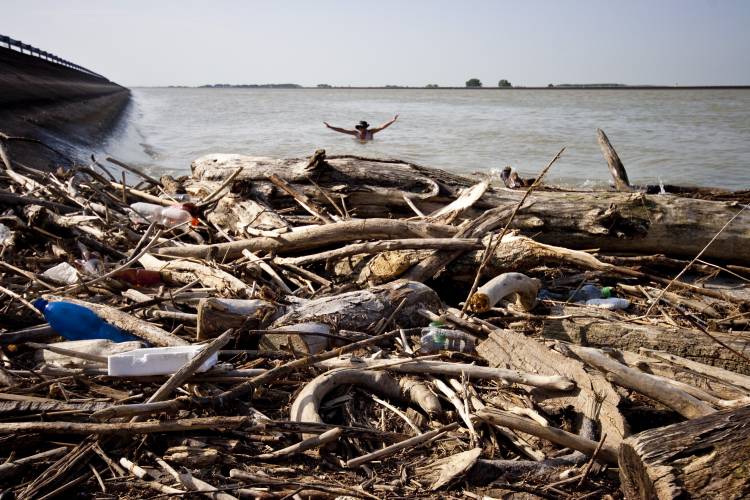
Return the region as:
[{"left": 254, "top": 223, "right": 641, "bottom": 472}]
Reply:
[
  {"left": 585, "top": 298, "right": 630, "bottom": 310},
  {"left": 130, "top": 202, "right": 199, "bottom": 228},
  {"left": 418, "top": 321, "right": 476, "bottom": 354},
  {"left": 112, "top": 269, "right": 164, "bottom": 287},
  {"left": 33, "top": 299, "right": 140, "bottom": 343}
]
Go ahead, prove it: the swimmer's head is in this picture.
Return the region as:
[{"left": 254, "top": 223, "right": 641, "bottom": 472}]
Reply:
[{"left": 355, "top": 121, "right": 369, "bottom": 130}]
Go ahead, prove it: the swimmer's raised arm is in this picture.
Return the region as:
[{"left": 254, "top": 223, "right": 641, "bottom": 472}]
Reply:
[
  {"left": 323, "top": 122, "right": 358, "bottom": 136},
  {"left": 370, "top": 114, "right": 399, "bottom": 134}
]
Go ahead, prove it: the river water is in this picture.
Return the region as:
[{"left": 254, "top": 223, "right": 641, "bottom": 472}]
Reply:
[{"left": 106, "top": 88, "right": 750, "bottom": 189}]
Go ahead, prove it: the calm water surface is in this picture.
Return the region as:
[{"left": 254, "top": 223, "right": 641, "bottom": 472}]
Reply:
[{"left": 107, "top": 88, "right": 750, "bottom": 189}]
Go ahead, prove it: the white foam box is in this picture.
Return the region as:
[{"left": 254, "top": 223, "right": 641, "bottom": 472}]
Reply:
[{"left": 107, "top": 345, "right": 218, "bottom": 377}]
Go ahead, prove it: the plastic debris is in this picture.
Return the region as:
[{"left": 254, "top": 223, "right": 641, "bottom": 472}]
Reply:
[
  {"left": 41, "top": 262, "right": 80, "bottom": 285},
  {"left": 107, "top": 345, "right": 218, "bottom": 376},
  {"left": 418, "top": 321, "right": 476, "bottom": 354},
  {"left": 585, "top": 297, "right": 631, "bottom": 310},
  {"left": 112, "top": 269, "right": 164, "bottom": 287},
  {"left": 0, "top": 223, "right": 13, "bottom": 246},
  {"left": 33, "top": 299, "right": 141, "bottom": 343},
  {"left": 130, "top": 202, "right": 199, "bottom": 227},
  {"left": 38, "top": 339, "right": 143, "bottom": 368}
]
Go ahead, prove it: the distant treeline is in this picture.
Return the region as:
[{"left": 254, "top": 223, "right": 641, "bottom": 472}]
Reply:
[
  {"left": 200, "top": 83, "right": 302, "bottom": 88},
  {"left": 552, "top": 83, "right": 626, "bottom": 88}
]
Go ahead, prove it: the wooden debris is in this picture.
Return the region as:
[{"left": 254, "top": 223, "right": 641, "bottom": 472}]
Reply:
[
  {"left": 619, "top": 405, "right": 750, "bottom": 499},
  {"left": 1, "top": 143, "right": 748, "bottom": 499}
]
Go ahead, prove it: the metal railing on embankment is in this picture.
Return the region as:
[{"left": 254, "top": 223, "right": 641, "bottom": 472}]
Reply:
[{"left": 0, "top": 33, "right": 105, "bottom": 79}]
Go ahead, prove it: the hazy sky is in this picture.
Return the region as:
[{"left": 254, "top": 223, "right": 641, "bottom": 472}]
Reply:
[{"left": 4, "top": 0, "right": 750, "bottom": 87}]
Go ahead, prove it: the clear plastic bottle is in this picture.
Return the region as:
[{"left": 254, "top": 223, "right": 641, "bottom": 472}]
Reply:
[
  {"left": 418, "top": 321, "right": 476, "bottom": 354},
  {"left": 130, "top": 202, "right": 199, "bottom": 227},
  {"left": 33, "top": 299, "right": 140, "bottom": 343},
  {"left": 585, "top": 298, "right": 630, "bottom": 310}
]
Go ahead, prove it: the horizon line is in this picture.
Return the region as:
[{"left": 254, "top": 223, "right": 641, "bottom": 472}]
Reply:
[{"left": 130, "top": 84, "right": 750, "bottom": 90}]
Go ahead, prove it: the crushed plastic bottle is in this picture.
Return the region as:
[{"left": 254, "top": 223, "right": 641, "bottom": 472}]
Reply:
[
  {"left": 130, "top": 202, "right": 199, "bottom": 228},
  {"left": 112, "top": 269, "right": 163, "bottom": 287},
  {"left": 41, "top": 262, "right": 80, "bottom": 285},
  {"left": 585, "top": 298, "right": 631, "bottom": 310},
  {"left": 418, "top": 321, "right": 477, "bottom": 354},
  {"left": 32, "top": 299, "right": 140, "bottom": 343}
]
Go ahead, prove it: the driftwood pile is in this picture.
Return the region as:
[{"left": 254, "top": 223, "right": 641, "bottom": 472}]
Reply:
[{"left": 0, "top": 134, "right": 749, "bottom": 499}]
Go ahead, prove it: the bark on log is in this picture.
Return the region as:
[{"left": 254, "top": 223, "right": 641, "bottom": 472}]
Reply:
[
  {"left": 619, "top": 405, "right": 750, "bottom": 499},
  {"left": 542, "top": 305, "right": 750, "bottom": 375},
  {"left": 196, "top": 298, "right": 277, "bottom": 340},
  {"left": 190, "top": 154, "right": 462, "bottom": 202}
]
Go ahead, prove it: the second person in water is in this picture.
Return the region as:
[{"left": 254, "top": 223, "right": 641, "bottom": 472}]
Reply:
[{"left": 324, "top": 114, "right": 399, "bottom": 141}]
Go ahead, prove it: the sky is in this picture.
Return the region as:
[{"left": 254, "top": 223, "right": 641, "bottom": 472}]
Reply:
[{"left": 3, "top": 0, "right": 750, "bottom": 87}]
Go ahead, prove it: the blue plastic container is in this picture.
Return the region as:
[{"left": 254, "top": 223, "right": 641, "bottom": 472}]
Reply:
[{"left": 33, "top": 299, "right": 140, "bottom": 343}]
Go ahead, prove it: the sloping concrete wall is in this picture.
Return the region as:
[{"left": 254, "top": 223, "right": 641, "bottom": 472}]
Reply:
[{"left": 0, "top": 47, "right": 130, "bottom": 169}]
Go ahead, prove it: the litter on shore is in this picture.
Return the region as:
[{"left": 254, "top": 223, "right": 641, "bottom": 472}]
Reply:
[{"left": 0, "top": 133, "right": 749, "bottom": 499}]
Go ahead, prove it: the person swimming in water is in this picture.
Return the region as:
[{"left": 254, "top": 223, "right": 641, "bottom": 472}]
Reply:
[{"left": 323, "top": 114, "right": 399, "bottom": 141}]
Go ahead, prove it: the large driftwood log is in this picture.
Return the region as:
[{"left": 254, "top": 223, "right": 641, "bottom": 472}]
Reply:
[
  {"left": 191, "top": 154, "right": 467, "bottom": 205},
  {"left": 477, "top": 329, "right": 628, "bottom": 448},
  {"left": 542, "top": 305, "right": 750, "bottom": 375},
  {"left": 189, "top": 154, "right": 750, "bottom": 264},
  {"left": 619, "top": 405, "right": 750, "bottom": 499}
]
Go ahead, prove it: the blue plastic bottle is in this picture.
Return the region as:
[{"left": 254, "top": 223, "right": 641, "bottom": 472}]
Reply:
[{"left": 33, "top": 299, "right": 140, "bottom": 343}]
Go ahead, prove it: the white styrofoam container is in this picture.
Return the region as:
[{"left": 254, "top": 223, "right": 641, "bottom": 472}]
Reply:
[{"left": 107, "top": 345, "right": 218, "bottom": 376}]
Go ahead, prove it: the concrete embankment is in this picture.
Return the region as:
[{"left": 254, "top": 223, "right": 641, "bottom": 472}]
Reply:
[{"left": 0, "top": 46, "right": 130, "bottom": 169}]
